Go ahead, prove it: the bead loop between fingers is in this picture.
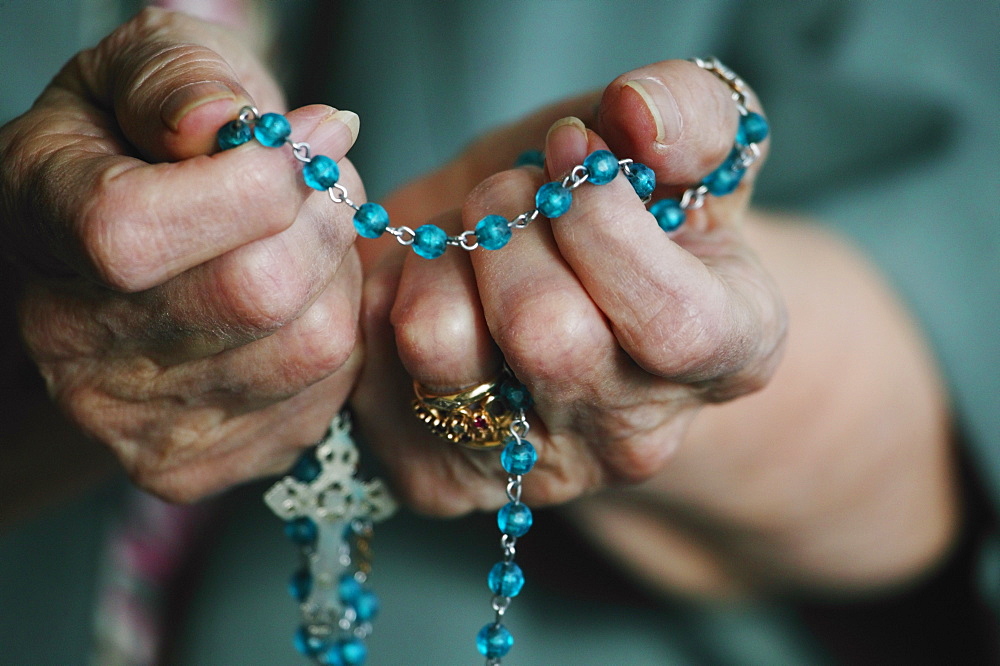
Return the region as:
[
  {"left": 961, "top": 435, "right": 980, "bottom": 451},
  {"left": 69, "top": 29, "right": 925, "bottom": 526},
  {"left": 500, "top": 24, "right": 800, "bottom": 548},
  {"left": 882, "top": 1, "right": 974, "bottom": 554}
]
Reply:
[{"left": 217, "top": 63, "right": 768, "bottom": 263}]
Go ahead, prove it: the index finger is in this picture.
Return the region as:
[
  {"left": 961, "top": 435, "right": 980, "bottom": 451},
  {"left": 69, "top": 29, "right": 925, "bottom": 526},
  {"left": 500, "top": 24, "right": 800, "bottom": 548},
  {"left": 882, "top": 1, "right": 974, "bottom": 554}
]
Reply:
[{"left": 1, "top": 102, "right": 358, "bottom": 292}]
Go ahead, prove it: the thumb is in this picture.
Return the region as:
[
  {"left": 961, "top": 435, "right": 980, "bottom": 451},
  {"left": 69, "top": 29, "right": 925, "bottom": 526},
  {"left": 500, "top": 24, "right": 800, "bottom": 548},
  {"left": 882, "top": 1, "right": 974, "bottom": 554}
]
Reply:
[
  {"left": 60, "top": 7, "right": 281, "bottom": 162},
  {"left": 597, "top": 59, "right": 768, "bottom": 186}
]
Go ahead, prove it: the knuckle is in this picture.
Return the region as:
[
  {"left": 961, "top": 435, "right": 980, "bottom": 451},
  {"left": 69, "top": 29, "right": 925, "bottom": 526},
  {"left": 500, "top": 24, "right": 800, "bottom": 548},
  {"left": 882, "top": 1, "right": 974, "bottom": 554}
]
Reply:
[
  {"left": 391, "top": 296, "right": 478, "bottom": 373},
  {"left": 80, "top": 174, "right": 167, "bottom": 292},
  {"left": 626, "top": 286, "right": 730, "bottom": 381},
  {"left": 276, "top": 300, "right": 358, "bottom": 391},
  {"left": 603, "top": 429, "right": 680, "bottom": 484},
  {"left": 130, "top": 466, "right": 203, "bottom": 505},
  {"left": 215, "top": 245, "right": 315, "bottom": 333},
  {"left": 495, "top": 290, "right": 610, "bottom": 388}
]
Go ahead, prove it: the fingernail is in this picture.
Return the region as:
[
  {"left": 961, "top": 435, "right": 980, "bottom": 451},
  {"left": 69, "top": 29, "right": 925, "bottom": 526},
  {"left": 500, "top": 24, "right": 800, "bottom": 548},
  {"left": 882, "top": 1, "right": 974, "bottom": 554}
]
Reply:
[
  {"left": 623, "top": 78, "right": 682, "bottom": 146},
  {"left": 325, "top": 109, "right": 360, "bottom": 145},
  {"left": 161, "top": 81, "right": 236, "bottom": 131},
  {"left": 546, "top": 116, "right": 587, "bottom": 144}
]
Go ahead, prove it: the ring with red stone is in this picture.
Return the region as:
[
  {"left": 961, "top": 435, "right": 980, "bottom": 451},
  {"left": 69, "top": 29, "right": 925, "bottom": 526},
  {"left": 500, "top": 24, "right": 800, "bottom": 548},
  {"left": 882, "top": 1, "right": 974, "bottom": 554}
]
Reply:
[{"left": 412, "top": 373, "right": 516, "bottom": 449}]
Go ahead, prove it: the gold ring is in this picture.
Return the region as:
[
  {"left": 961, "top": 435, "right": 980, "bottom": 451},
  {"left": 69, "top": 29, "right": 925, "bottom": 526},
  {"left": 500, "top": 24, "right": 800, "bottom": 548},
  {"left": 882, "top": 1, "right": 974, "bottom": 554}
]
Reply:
[{"left": 412, "top": 374, "right": 514, "bottom": 449}]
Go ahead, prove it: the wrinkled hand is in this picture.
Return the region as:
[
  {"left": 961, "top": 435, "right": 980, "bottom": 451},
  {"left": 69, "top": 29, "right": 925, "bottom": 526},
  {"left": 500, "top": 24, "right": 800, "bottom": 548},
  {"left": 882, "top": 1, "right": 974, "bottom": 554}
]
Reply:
[
  {"left": 354, "top": 60, "right": 785, "bottom": 515},
  {"left": 0, "top": 8, "right": 366, "bottom": 502}
]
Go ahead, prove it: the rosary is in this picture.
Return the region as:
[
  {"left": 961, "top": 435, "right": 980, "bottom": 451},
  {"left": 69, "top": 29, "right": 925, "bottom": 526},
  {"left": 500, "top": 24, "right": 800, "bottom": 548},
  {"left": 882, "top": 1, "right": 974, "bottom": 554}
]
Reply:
[{"left": 216, "top": 57, "right": 767, "bottom": 664}]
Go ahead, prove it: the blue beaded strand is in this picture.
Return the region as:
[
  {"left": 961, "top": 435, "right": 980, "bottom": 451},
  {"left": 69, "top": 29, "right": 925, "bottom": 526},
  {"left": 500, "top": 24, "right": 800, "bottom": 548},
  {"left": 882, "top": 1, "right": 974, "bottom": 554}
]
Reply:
[{"left": 475, "top": 376, "right": 538, "bottom": 664}]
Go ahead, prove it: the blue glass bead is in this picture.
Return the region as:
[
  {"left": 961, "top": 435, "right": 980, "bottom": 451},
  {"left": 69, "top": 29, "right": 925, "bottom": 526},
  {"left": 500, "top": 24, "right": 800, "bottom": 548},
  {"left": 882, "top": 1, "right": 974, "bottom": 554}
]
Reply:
[
  {"left": 294, "top": 625, "right": 327, "bottom": 657},
  {"left": 303, "top": 155, "right": 340, "bottom": 190},
  {"left": 284, "top": 516, "right": 318, "bottom": 544},
  {"left": 625, "top": 162, "right": 656, "bottom": 200},
  {"left": 288, "top": 567, "right": 313, "bottom": 602},
  {"left": 499, "top": 379, "right": 533, "bottom": 411},
  {"left": 353, "top": 589, "right": 380, "bottom": 622},
  {"left": 501, "top": 438, "right": 537, "bottom": 475},
  {"left": 741, "top": 111, "right": 769, "bottom": 144},
  {"left": 323, "top": 647, "right": 345, "bottom": 666},
  {"left": 291, "top": 446, "right": 322, "bottom": 483},
  {"left": 583, "top": 150, "right": 619, "bottom": 185},
  {"left": 254, "top": 112, "right": 291, "bottom": 147},
  {"left": 329, "top": 638, "right": 367, "bottom": 665},
  {"left": 735, "top": 121, "right": 747, "bottom": 148},
  {"left": 535, "top": 181, "right": 572, "bottom": 218},
  {"left": 353, "top": 202, "right": 390, "bottom": 239},
  {"left": 650, "top": 198, "right": 686, "bottom": 232},
  {"left": 703, "top": 161, "right": 745, "bottom": 196},
  {"left": 338, "top": 572, "right": 363, "bottom": 604},
  {"left": 413, "top": 224, "right": 448, "bottom": 259},
  {"left": 216, "top": 119, "right": 252, "bottom": 150},
  {"left": 488, "top": 561, "right": 525, "bottom": 597},
  {"left": 497, "top": 502, "right": 533, "bottom": 537},
  {"left": 475, "top": 214, "right": 511, "bottom": 250},
  {"left": 515, "top": 149, "right": 545, "bottom": 168},
  {"left": 477, "top": 623, "right": 514, "bottom": 659}
]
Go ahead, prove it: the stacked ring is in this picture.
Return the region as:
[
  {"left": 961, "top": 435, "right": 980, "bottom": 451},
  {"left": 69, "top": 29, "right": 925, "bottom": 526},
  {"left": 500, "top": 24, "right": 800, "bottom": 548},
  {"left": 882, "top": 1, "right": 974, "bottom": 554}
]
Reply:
[{"left": 412, "top": 371, "right": 532, "bottom": 449}]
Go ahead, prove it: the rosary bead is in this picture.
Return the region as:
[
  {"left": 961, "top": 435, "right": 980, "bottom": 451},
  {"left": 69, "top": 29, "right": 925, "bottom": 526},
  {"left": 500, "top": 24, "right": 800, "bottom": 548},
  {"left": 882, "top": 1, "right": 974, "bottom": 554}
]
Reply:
[
  {"left": 650, "top": 198, "right": 686, "bottom": 232},
  {"left": 288, "top": 567, "right": 313, "bottom": 602},
  {"left": 488, "top": 561, "right": 525, "bottom": 597},
  {"left": 702, "top": 153, "right": 745, "bottom": 196},
  {"left": 498, "top": 502, "right": 533, "bottom": 537},
  {"left": 353, "top": 202, "right": 390, "bottom": 238},
  {"left": 303, "top": 155, "right": 341, "bottom": 190},
  {"left": 741, "top": 111, "right": 769, "bottom": 144},
  {"left": 515, "top": 149, "right": 545, "bottom": 168},
  {"left": 216, "top": 119, "right": 252, "bottom": 150},
  {"left": 625, "top": 162, "right": 656, "bottom": 200},
  {"left": 291, "top": 446, "right": 322, "bottom": 483},
  {"left": 477, "top": 623, "right": 514, "bottom": 659},
  {"left": 475, "top": 214, "right": 512, "bottom": 250},
  {"left": 284, "top": 516, "right": 318, "bottom": 545},
  {"left": 583, "top": 150, "right": 619, "bottom": 185},
  {"left": 254, "top": 112, "right": 292, "bottom": 147},
  {"left": 294, "top": 625, "right": 328, "bottom": 657},
  {"left": 501, "top": 438, "right": 537, "bottom": 475},
  {"left": 352, "top": 589, "right": 380, "bottom": 622},
  {"left": 535, "top": 181, "right": 572, "bottom": 218},
  {"left": 327, "top": 637, "right": 368, "bottom": 665},
  {"left": 413, "top": 224, "right": 448, "bottom": 259},
  {"left": 499, "top": 378, "right": 533, "bottom": 410},
  {"left": 338, "top": 572, "right": 363, "bottom": 604}
]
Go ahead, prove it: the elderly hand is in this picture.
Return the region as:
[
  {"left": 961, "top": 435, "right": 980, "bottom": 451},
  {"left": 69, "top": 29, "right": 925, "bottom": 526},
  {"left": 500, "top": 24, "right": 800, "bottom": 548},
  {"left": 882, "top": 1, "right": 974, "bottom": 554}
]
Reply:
[
  {"left": 354, "top": 59, "right": 784, "bottom": 515},
  {"left": 0, "top": 8, "right": 366, "bottom": 503}
]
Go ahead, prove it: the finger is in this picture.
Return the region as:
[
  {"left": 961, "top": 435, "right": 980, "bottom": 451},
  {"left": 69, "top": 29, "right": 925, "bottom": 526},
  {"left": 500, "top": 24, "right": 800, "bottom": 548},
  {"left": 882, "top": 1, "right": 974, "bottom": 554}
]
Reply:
[
  {"left": 17, "top": 154, "right": 365, "bottom": 366},
  {"left": 462, "top": 168, "right": 630, "bottom": 503},
  {"left": 463, "top": 168, "right": 622, "bottom": 405},
  {"left": 543, "top": 118, "right": 784, "bottom": 389},
  {"left": 390, "top": 211, "right": 501, "bottom": 391},
  {"left": 60, "top": 7, "right": 282, "bottom": 162},
  {"left": 3, "top": 103, "right": 358, "bottom": 292},
  {"left": 140, "top": 252, "right": 362, "bottom": 406},
  {"left": 597, "top": 59, "right": 769, "bottom": 188},
  {"left": 144, "top": 156, "right": 366, "bottom": 356},
  {"left": 102, "top": 367, "right": 358, "bottom": 504}
]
